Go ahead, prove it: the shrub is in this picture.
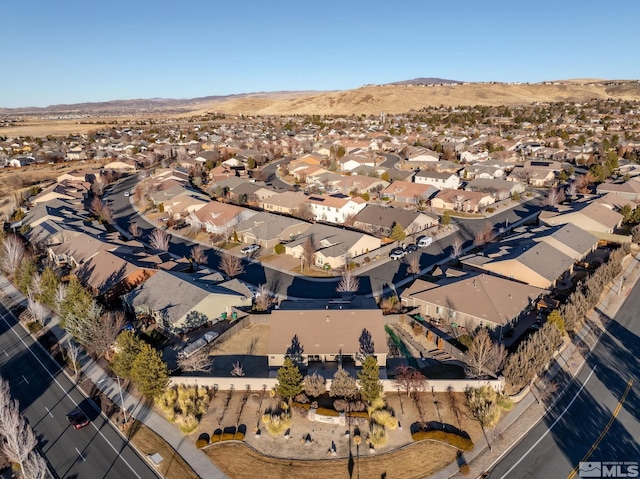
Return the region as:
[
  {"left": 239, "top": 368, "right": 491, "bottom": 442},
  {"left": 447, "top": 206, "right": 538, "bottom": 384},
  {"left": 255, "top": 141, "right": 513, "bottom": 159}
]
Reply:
[
  {"left": 368, "top": 423, "right": 387, "bottom": 446},
  {"left": 210, "top": 434, "right": 220, "bottom": 443},
  {"left": 220, "top": 432, "right": 234, "bottom": 441},
  {"left": 274, "top": 243, "right": 286, "bottom": 254},
  {"left": 486, "top": 208, "right": 495, "bottom": 213},
  {"left": 411, "top": 429, "right": 474, "bottom": 451},
  {"left": 234, "top": 431, "right": 245, "bottom": 441},
  {"left": 175, "top": 413, "right": 199, "bottom": 434},
  {"left": 262, "top": 405, "right": 292, "bottom": 437},
  {"left": 291, "top": 401, "right": 311, "bottom": 410},
  {"left": 459, "top": 464, "right": 471, "bottom": 475},
  {"left": 457, "top": 334, "right": 473, "bottom": 350},
  {"left": 371, "top": 409, "right": 397, "bottom": 429},
  {"left": 195, "top": 438, "right": 209, "bottom": 449},
  {"left": 363, "top": 257, "right": 370, "bottom": 263},
  {"left": 315, "top": 407, "right": 339, "bottom": 417},
  {"left": 27, "top": 322, "right": 43, "bottom": 334},
  {"left": 347, "top": 411, "right": 370, "bottom": 419}
]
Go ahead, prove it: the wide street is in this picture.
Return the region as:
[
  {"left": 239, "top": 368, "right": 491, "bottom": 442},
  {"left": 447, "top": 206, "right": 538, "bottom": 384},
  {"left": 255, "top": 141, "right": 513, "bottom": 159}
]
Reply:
[
  {"left": 487, "top": 277, "right": 640, "bottom": 478},
  {"left": 110, "top": 174, "right": 542, "bottom": 300},
  {"left": 0, "top": 302, "right": 160, "bottom": 479}
]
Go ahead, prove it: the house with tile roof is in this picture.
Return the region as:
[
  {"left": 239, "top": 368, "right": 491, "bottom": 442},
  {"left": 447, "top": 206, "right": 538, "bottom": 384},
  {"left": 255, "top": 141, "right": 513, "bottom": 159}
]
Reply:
[
  {"left": 187, "top": 201, "right": 257, "bottom": 234},
  {"left": 259, "top": 191, "right": 308, "bottom": 215},
  {"left": 380, "top": 181, "right": 438, "bottom": 205}
]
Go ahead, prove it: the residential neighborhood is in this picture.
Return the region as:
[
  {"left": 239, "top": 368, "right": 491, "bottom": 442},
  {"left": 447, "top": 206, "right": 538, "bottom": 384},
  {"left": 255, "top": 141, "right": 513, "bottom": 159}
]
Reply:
[{"left": 1, "top": 96, "right": 640, "bottom": 479}]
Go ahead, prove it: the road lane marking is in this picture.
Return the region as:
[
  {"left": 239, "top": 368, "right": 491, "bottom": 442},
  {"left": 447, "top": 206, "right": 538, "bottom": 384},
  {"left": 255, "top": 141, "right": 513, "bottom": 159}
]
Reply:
[
  {"left": 498, "top": 367, "right": 597, "bottom": 479},
  {"left": 0, "top": 311, "right": 146, "bottom": 479},
  {"left": 75, "top": 448, "right": 86, "bottom": 462},
  {"left": 3, "top": 349, "right": 7, "bottom": 357},
  {"left": 566, "top": 378, "right": 634, "bottom": 479},
  {"left": 45, "top": 407, "right": 53, "bottom": 418},
  {"left": 21, "top": 375, "right": 29, "bottom": 384}
]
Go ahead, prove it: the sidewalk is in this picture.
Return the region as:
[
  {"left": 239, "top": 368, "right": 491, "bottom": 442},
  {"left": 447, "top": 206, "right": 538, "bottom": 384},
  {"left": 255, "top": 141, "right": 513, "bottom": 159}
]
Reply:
[
  {"left": 428, "top": 251, "right": 640, "bottom": 479},
  {"left": 0, "top": 275, "right": 227, "bottom": 479}
]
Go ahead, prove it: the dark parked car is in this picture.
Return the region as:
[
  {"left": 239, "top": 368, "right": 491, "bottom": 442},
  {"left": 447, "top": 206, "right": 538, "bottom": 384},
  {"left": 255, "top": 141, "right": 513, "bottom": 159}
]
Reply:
[
  {"left": 405, "top": 244, "right": 418, "bottom": 253},
  {"left": 66, "top": 407, "right": 90, "bottom": 430}
]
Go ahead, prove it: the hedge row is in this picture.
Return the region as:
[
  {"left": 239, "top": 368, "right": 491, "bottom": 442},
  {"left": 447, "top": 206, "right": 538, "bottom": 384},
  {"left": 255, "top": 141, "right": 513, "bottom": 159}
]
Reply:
[
  {"left": 411, "top": 430, "right": 474, "bottom": 451},
  {"left": 315, "top": 407, "right": 339, "bottom": 417},
  {"left": 198, "top": 432, "right": 245, "bottom": 448}
]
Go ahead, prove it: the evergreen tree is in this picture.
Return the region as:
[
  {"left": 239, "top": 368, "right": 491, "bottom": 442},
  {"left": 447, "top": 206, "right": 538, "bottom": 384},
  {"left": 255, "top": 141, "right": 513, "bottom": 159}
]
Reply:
[
  {"left": 285, "top": 334, "right": 305, "bottom": 368},
  {"left": 130, "top": 343, "right": 169, "bottom": 398},
  {"left": 330, "top": 367, "right": 358, "bottom": 399},
  {"left": 275, "top": 358, "right": 303, "bottom": 401},
  {"left": 389, "top": 222, "right": 406, "bottom": 242},
  {"left": 547, "top": 309, "right": 565, "bottom": 334},
  {"left": 441, "top": 210, "right": 451, "bottom": 227},
  {"left": 39, "top": 267, "right": 59, "bottom": 308},
  {"left": 357, "top": 356, "right": 382, "bottom": 404},
  {"left": 111, "top": 331, "right": 143, "bottom": 380}
]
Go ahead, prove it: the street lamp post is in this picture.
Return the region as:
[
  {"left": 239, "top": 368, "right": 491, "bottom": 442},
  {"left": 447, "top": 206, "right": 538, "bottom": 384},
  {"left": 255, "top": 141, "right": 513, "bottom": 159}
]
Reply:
[{"left": 98, "top": 376, "right": 128, "bottom": 423}]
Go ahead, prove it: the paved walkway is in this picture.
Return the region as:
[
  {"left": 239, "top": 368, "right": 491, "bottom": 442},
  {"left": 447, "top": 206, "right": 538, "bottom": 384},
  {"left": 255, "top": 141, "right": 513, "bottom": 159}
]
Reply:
[
  {"left": 0, "top": 275, "right": 227, "bottom": 479},
  {"left": 428, "top": 250, "right": 640, "bottom": 479}
]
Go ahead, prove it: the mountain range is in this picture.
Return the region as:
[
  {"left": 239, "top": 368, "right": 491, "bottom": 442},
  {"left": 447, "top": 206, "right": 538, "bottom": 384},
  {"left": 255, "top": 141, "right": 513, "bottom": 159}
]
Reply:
[{"left": 2, "top": 79, "right": 639, "bottom": 117}]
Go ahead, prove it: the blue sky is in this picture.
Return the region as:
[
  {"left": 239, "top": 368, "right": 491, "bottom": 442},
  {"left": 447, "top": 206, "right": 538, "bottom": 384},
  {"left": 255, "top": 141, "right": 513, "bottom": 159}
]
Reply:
[{"left": 2, "top": 0, "right": 639, "bottom": 108}]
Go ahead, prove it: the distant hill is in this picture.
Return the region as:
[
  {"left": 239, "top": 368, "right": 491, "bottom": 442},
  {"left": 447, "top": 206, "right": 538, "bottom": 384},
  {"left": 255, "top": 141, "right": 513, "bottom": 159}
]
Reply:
[
  {"left": 385, "top": 77, "right": 460, "bottom": 85},
  {"left": 2, "top": 80, "right": 639, "bottom": 118}
]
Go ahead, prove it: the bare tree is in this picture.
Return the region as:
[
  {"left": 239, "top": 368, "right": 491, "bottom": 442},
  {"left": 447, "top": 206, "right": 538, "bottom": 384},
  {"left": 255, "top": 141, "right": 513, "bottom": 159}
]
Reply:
[
  {"left": 53, "top": 283, "right": 68, "bottom": 315},
  {"left": 253, "top": 284, "right": 272, "bottom": 312},
  {"left": 66, "top": 341, "right": 81, "bottom": 377},
  {"left": 27, "top": 294, "right": 47, "bottom": 325},
  {"left": 301, "top": 235, "right": 316, "bottom": 270},
  {"left": 1, "top": 234, "right": 25, "bottom": 275},
  {"left": 542, "top": 188, "right": 564, "bottom": 209},
  {"left": 465, "top": 329, "right": 506, "bottom": 378},
  {"left": 128, "top": 222, "right": 141, "bottom": 238},
  {"left": 149, "top": 228, "right": 170, "bottom": 251},
  {"left": 453, "top": 194, "right": 465, "bottom": 211},
  {"left": 177, "top": 348, "right": 212, "bottom": 373},
  {"left": 450, "top": 237, "right": 463, "bottom": 259},
  {"left": 394, "top": 365, "right": 428, "bottom": 397},
  {"left": 0, "top": 396, "right": 37, "bottom": 476},
  {"left": 304, "top": 373, "right": 327, "bottom": 397},
  {"left": 23, "top": 450, "right": 49, "bottom": 479},
  {"left": 85, "top": 311, "right": 125, "bottom": 358},
  {"left": 91, "top": 175, "right": 106, "bottom": 196},
  {"left": 230, "top": 361, "right": 245, "bottom": 377},
  {"left": 407, "top": 255, "right": 421, "bottom": 276},
  {"left": 474, "top": 222, "right": 495, "bottom": 248},
  {"left": 336, "top": 268, "right": 360, "bottom": 293},
  {"left": 29, "top": 273, "right": 43, "bottom": 298},
  {"left": 90, "top": 196, "right": 104, "bottom": 218},
  {"left": 565, "top": 181, "right": 577, "bottom": 199},
  {"left": 190, "top": 245, "right": 207, "bottom": 271},
  {"left": 219, "top": 254, "right": 244, "bottom": 278}
]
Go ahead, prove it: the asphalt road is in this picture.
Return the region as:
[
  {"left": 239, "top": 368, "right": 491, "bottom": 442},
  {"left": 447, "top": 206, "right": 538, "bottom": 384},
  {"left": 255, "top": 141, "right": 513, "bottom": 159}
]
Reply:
[
  {"left": 0, "top": 302, "right": 160, "bottom": 479},
  {"left": 111, "top": 175, "right": 542, "bottom": 299},
  {"left": 487, "top": 278, "right": 640, "bottom": 478}
]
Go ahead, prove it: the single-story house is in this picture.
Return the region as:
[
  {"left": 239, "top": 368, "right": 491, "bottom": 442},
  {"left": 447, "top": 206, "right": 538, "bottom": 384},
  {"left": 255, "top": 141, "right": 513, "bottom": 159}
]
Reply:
[
  {"left": 123, "top": 270, "right": 252, "bottom": 333},
  {"left": 430, "top": 189, "right": 495, "bottom": 212},
  {"left": 401, "top": 274, "right": 547, "bottom": 330},
  {"left": 233, "top": 212, "right": 311, "bottom": 250},
  {"left": 267, "top": 308, "right": 389, "bottom": 368},
  {"left": 414, "top": 171, "right": 460, "bottom": 190},
  {"left": 353, "top": 204, "right": 438, "bottom": 238}
]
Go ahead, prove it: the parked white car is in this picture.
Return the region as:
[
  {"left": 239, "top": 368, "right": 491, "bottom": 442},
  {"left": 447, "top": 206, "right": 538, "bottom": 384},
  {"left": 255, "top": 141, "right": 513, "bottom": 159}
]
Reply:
[
  {"left": 417, "top": 236, "right": 433, "bottom": 248},
  {"left": 240, "top": 244, "right": 260, "bottom": 255}
]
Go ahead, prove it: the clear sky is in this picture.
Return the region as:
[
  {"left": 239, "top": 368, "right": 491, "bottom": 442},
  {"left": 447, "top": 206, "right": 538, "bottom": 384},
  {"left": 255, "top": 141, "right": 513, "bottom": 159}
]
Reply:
[{"left": 2, "top": 0, "right": 639, "bottom": 108}]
